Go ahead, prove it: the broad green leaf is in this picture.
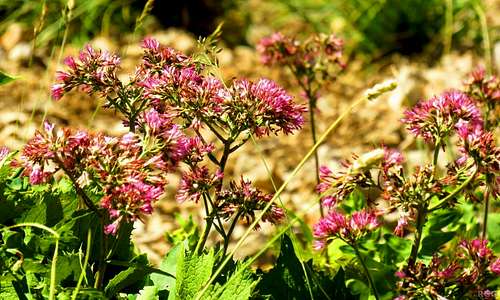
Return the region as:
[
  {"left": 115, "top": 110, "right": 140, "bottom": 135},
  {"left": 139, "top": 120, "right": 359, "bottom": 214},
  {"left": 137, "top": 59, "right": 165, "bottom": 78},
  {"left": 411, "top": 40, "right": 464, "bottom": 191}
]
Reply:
[
  {"left": 427, "top": 209, "right": 462, "bottom": 231},
  {"left": 105, "top": 254, "right": 150, "bottom": 298},
  {"left": 420, "top": 231, "right": 455, "bottom": 257},
  {"left": 0, "top": 70, "right": 15, "bottom": 85},
  {"left": 206, "top": 263, "right": 259, "bottom": 300},
  {"left": 150, "top": 243, "right": 182, "bottom": 293},
  {"left": 487, "top": 213, "right": 500, "bottom": 252},
  {"left": 136, "top": 286, "right": 159, "bottom": 300},
  {"left": 176, "top": 248, "right": 214, "bottom": 299},
  {"left": 54, "top": 253, "right": 81, "bottom": 285}
]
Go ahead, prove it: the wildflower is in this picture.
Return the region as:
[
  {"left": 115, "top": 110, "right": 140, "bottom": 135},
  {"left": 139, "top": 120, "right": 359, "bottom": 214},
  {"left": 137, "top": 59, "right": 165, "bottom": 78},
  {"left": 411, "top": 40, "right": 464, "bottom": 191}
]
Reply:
[
  {"left": 394, "top": 214, "right": 409, "bottom": 237},
  {"left": 490, "top": 258, "right": 500, "bottom": 275},
  {"left": 228, "top": 78, "right": 307, "bottom": 137},
  {"left": 0, "top": 146, "right": 9, "bottom": 162},
  {"left": 313, "top": 209, "right": 380, "bottom": 248},
  {"left": 216, "top": 177, "right": 284, "bottom": 228},
  {"left": 315, "top": 152, "right": 383, "bottom": 209},
  {"left": 20, "top": 125, "right": 172, "bottom": 234},
  {"left": 51, "top": 45, "right": 121, "bottom": 100},
  {"left": 176, "top": 166, "right": 220, "bottom": 203},
  {"left": 460, "top": 239, "right": 493, "bottom": 259},
  {"left": 402, "top": 90, "right": 483, "bottom": 144}
]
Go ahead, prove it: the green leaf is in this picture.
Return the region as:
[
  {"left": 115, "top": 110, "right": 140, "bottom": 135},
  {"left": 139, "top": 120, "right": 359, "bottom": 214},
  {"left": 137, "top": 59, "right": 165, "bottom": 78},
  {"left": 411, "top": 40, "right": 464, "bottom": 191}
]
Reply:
[
  {"left": 420, "top": 231, "right": 455, "bottom": 257},
  {"left": 487, "top": 213, "right": 500, "bottom": 252},
  {"left": 427, "top": 209, "right": 462, "bottom": 231},
  {"left": 54, "top": 252, "right": 81, "bottom": 285},
  {"left": 150, "top": 243, "right": 182, "bottom": 294},
  {"left": 0, "top": 70, "right": 15, "bottom": 85},
  {"left": 206, "top": 263, "right": 259, "bottom": 300},
  {"left": 175, "top": 248, "right": 214, "bottom": 299},
  {"left": 136, "top": 286, "right": 159, "bottom": 300},
  {"left": 105, "top": 254, "right": 150, "bottom": 298},
  {"left": 18, "top": 187, "right": 64, "bottom": 227}
]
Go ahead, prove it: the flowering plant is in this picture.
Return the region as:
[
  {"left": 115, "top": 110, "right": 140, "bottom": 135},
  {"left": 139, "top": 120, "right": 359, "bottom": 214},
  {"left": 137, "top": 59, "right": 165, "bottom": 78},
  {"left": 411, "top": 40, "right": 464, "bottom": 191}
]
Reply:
[{"left": 310, "top": 68, "right": 499, "bottom": 299}]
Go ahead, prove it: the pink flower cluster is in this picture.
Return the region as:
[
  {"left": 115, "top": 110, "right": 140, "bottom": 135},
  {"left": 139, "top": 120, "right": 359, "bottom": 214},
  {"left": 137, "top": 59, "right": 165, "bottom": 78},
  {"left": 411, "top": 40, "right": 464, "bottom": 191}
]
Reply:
[
  {"left": 216, "top": 177, "right": 284, "bottom": 228},
  {"left": 257, "top": 32, "right": 344, "bottom": 71},
  {"left": 19, "top": 122, "right": 187, "bottom": 234},
  {"left": 313, "top": 209, "right": 380, "bottom": 249},
  {"left": 52, "top": 45, "right": 121, "bottom": 100},
  {"left": 396, "top": 238, "right": 500, "bottom": 299},
  {"left": 53, "top": 38, "right": 306, "bottom": 139},
  {"left": 402, "top": 90, "right": 483, "bottom": 144},
  {"left": 465, "top": 67, "right": 500, "bottom": 105}
]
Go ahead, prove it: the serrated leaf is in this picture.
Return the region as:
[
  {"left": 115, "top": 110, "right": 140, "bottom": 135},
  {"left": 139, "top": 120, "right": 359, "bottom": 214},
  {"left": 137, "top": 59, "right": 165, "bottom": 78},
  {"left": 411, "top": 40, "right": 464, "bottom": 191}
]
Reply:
[
  {"left": 0, "top": 70, "right": 15, "bottom": 85},
  {"left": 206, "top": 263, "right": 258, "bottom": 300},
  {"left": 175, "top": 248, "right": 214, "bottom": 299}
]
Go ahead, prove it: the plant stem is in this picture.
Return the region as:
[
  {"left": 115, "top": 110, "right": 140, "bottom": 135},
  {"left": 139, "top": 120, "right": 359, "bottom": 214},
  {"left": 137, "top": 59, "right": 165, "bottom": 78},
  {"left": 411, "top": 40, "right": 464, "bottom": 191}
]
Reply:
[
  {"left": 308, "top": 97, "right": 322, "bottom": 218},
  {"left": 72, "top": 229, "right": 92, "bottom": 300},
  {"left": 482, "top": 185, "right": 490, "bottom": 239},
  {"left": 353, "top": 245, "right": 380, "bottom": 300},
  {"left": 428, "top": 167, "right": 477, "bottom": 212},
  {"left": 94, "top": 216, "right": 109, "bottom": 290},
  {"left": 223, "top": 211, "right": 242, "bottom": 257},
  {"left": 407, "top": 204, "right": 427, "bottom": 269}
]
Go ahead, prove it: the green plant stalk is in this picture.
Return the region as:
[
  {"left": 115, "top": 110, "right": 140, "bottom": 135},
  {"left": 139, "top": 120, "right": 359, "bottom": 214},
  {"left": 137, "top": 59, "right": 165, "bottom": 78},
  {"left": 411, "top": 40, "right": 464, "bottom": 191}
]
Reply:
[
  {"left": 72, "top": 229, "right": 92, "bottom": 300},
  {"left": 352, "top": 244, "right": 380, "bottom": 300},
  {"left": 407, "top": 141, "right": 441, "bottom": 270},
  {"left": 428, "top": 167, "right": 477, "bottom": 212},
  {"left": 204, "top": 190, "right": 330, "bottom": 298},
  {"left": 2, "top": 223, "right": 60, "bottom": 300},
  {"left": 295, "top": 75, "right": 323, "bottom": 217},
  {"left": 481, "top": 185, "right": 490, "bottom": 239},
  {"left": 407, "top": 204, "right": 427, "bottom": 270},
  {"left": 443, "top": 0, "right": 453, "bottom": 55},
  {"left": 195, "top": 92, "right": 375, "bottom": 300},
  {"left": 473, "top": 1, "right": 492, "bottom": 75}
]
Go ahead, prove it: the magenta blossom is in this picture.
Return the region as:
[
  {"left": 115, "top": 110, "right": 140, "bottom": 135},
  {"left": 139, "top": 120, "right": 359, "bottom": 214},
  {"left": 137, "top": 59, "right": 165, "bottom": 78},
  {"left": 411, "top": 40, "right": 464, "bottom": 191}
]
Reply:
[
  {"left": 402, "top": 90, "right": 483, "bottom": 144},
  {"left": 313, "top": 209, "right": 380, "bottom": 249}
]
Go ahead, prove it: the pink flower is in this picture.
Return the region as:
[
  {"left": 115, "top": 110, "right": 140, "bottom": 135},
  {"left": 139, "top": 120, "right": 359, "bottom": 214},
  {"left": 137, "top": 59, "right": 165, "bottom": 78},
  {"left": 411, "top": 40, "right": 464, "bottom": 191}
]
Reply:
[
  {"left": 104, "top": 222, "right": 119, "bottom": 235},
  {"left": 0, "top": 146, "right": 9, "bottom": 162},
  {"left": 460, "top": 239, "right": 492, "bottom": 258},
  {"left": 313, "top": 209, "right": 380, "bottom": 249},
  {"left": 490, "top": 258, "right": 500, "bottom": 275},
  {"left": 29, "top": 164, "right": 45, "bottom": 184},
  {"left": 402, "top": 90, "right": 483, "bottom": 143},
  {"left": 395, "top": 271, "right": 406, "bottom": 279},
  {"left": 51, "top": 84, "right": 65, "bottom": 100},
  {"left": 350, "top": 210, "right": 379, "bottom": 232},
  {"left": 394, "top": 215, "right": 408, "bottom": 237},
  {"left": 216, "top": 177, "right": 283, "bottom": 228},
  {"left": 142, "top": 37, "right": 160, "bottom": 51}
]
